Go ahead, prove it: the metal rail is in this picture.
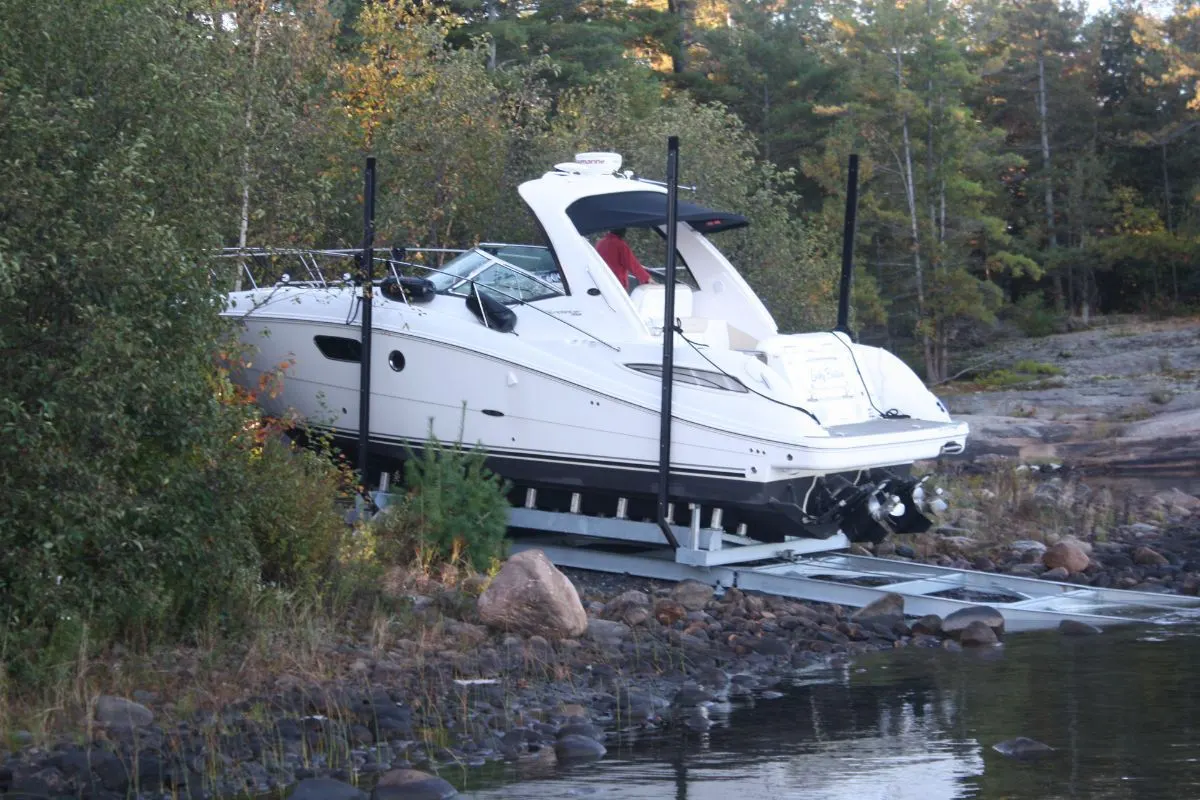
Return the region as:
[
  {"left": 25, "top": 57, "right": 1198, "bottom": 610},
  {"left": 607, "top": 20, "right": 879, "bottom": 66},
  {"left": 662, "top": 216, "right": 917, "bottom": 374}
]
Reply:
[{"left": 502, "top": 497, "right": 1200, "bottom": 633}]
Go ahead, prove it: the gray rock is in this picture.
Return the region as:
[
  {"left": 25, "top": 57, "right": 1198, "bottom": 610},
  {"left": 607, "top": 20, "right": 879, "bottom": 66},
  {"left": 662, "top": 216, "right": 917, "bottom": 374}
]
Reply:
[
  {"left": 557, "top": 721, "right": 603, "bottom": 740},
  {"left": 371, "top": 769, "right": 457, "bottom": 800},
  {"left": 1043, "top": 540, "right": 1090, "bottom": 573},
  {"left": 851, "top": 592, "right": 904, "bottom": 621},
  {"left": 671, "top": 682, "right": 715, "bottom": 707},
  {"left": 290, "top": 778, "right": 369, "bottom": 800},
  {"left": 1009, "top": 540, "right": 1047, "bottom": 554},
  {"left": 477, "top": 550, "right": 587, "bottom": 639},
  {"left": 911, "top": 614, "right": 943, "bottom": 636},
  {"left": 959, "top": 620, "right": 999, "bottom": 647},
  {"left": 1059, "top": 620, "right": 1103, "bottom": 636},
  {"left": 992, "top": 737, "right": 1055, "bottom": 759},
  {"left": 553, "top": 734, "right": 607, "bottom": 763},
  {"left": 942, "top": 606, "right": 1005, "bottom": 639},
  {"left": 1134, "top": 546, "right": 1169, "bottom": 567},
  {"left": 95, "top": 696, "right": 154, "bottom": 729},
  {"left": 603, "top": 590, "right": 652, "bottom": 625},
  {"left": 670, "top": 580, "right": 715, "bottom": 611},
  {"left": 586, "top": 618, "right": 630, "bottom": 645},
  {"left": 1041, "top": 566, "right": 1070, "bottom": 581}
]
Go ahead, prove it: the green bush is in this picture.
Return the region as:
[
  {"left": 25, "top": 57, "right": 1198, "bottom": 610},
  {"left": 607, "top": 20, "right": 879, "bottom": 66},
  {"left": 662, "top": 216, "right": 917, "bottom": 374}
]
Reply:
[
  {"left": 1011, "top": 359, "right": 1064, "bottom": 376},
  {"left": 1009, "top": 293, "right": 1065, "bottom": 338},
  {"left": 235, "top": 432, "right": 354, "bottom": 592},
  {"left": 371, "top": 435, "right": 511, "bottom": 572},
  {"left": 0, "top": 0, "right": 357, "bottom": 685}
]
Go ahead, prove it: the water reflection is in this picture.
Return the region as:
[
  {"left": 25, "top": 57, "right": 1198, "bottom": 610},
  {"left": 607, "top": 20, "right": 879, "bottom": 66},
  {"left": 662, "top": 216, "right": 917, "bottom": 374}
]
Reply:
[{"left": 465, "top": 624, "right": 1200, "bottom": 799}]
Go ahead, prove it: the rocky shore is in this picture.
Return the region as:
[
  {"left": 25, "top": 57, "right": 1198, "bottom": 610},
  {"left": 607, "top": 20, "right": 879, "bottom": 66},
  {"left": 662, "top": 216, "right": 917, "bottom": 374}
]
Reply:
[
  {"left": 0, "top": 547, "right": 1014, "bottom": 800},
  {"left": 4, "top": 463, "right": 1199, "bottom": 800},
  {"left": 911, "top": 460, "right": 1200, "bottom": 596}
]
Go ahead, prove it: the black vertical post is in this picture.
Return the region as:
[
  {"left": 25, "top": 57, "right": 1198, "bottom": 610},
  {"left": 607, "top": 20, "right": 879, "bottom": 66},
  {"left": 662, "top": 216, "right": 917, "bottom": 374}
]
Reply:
[
  {"left": 835, "top": 153, "right": 860, "bottom": 337},
  {"left": 656, "top": 137, "right": 682, "bottom": 549},
  {"left": 357, "top": 157, "right": 377, "bottom": 490}
]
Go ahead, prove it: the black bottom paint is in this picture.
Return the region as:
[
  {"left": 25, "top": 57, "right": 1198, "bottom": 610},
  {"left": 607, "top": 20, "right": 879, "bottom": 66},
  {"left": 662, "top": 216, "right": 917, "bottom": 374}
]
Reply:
[{"left": 318, "top": 431, "right": 931, "bottom": 545}]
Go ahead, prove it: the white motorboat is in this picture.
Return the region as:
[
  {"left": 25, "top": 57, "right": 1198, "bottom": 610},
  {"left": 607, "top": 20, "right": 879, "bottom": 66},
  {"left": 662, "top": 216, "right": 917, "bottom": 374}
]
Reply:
[{"left": 222, "top": 152, "right": 967, "bottom": 544}]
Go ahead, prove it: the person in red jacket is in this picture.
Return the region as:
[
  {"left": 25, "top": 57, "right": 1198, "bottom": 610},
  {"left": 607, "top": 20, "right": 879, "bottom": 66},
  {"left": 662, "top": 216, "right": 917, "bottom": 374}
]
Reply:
[{"left": 595, "top": 228, "right": 656, "bottom": 291}]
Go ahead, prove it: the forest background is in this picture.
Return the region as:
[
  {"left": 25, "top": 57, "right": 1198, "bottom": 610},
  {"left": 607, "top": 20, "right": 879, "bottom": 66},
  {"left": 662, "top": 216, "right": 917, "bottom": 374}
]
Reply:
[{"left": 0, "top": 0, "right": 1198, "bottom": 681}]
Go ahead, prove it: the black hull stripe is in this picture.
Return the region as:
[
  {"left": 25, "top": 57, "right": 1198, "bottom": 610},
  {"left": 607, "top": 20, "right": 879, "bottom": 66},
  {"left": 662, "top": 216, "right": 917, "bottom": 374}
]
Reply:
[{"left": 317, "top": 426, "right": 749, "bottom": 479}]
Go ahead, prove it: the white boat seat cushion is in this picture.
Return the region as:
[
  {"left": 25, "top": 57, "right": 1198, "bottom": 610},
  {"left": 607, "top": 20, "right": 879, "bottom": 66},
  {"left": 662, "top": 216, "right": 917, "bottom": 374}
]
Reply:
[
  {"left": 629, "top": 285, "right": 728, "bottom": 348},
  {"left": 679, "top": 317, "right": 730, "bottom": 349},
  {"left": 630, "top": 283, "right": 693, "bottom": 327}
]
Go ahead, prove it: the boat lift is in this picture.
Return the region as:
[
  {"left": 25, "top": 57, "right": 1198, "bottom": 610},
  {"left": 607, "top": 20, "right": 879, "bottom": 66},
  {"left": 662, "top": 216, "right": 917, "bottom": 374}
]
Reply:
[
  {"left": 500, "top": 146, "right": 1200, "bottom": 634},
  {"left": 349, "top": 146, "right": 1200, "bottom": 634},
  {"left": 506, "top": 494, "right": 1200, "bottom": 633}
]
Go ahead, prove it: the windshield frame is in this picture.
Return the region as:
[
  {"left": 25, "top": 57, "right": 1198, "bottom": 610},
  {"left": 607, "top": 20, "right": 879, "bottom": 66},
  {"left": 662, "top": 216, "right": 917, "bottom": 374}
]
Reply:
[{"left": 426, "top": 247, "right": 566, "bottom": 305}]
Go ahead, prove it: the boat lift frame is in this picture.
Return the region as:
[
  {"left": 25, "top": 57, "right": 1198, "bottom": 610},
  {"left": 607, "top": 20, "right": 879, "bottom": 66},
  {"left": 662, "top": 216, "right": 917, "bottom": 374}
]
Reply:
[{"left": 506, "top": 494, "right": 1200, "bottom": 633}]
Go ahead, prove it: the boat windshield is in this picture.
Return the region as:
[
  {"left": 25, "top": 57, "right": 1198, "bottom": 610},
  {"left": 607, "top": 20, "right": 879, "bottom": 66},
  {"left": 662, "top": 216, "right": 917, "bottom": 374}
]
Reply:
[{"left": 427, "top": 247, "right": 564, "bottom": 304}]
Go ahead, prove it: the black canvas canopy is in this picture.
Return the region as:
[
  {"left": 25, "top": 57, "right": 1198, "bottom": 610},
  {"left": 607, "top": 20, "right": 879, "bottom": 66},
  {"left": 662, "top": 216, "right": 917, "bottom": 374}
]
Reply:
[{"left": 566, "top": 191, "right": 749, "bottom": 236}]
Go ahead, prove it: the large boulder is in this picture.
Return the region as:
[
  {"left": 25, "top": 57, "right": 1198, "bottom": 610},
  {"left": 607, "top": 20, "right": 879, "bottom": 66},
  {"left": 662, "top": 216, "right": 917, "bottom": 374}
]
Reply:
[
  {"left": 992, "top": 737, "right": 1055, "bottom": 760},
  {"left": 850, "top": 593, "right": 904, "bottom": 622},
  {"left": 603, "top": 590, "right": 652, "bottom": 625},
  {"left": 554, "top": 734, "right": 607, "bottom": 763},
  {"left": 477, "top": 550, "right": 587, "bottom": 639},
  {"left": 959, "top": 620, "right": 999, "bottom": 647},
  {"left": 670, "top": 580, "right": 715, "bottom": 611},
  {"left": 372, "top": 770, "right": 457, "bottom": 800},
  {"left": 290, "top": 778, "right": 368, "bottom": 800},
  {"left": 942, "top": 606, "right": 1005, "bottom": 639},
  {"left": 95, "top": 696, "right": 153, "bottom": 729},
  {"left": 1043, "top": 540, "right": 1090, "bottom": 574}
]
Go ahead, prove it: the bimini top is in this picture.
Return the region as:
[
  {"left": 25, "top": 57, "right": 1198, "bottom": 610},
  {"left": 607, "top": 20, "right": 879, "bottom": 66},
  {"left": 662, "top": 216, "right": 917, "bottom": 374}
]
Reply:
[{"left": 566, "top": 190, "right": 749, "bottom": 236}]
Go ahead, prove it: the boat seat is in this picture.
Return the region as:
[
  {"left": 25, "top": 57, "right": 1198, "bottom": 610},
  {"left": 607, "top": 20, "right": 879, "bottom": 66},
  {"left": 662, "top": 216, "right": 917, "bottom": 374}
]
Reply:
[
  {"left": 630, "top": 283, "right": 693, "bottom": 327},
  {"left": 630, "top": 284, "right": 729, "bottom": 348},
  {"left": 679, "top": 317, "right": 730, "bottom": 349}
]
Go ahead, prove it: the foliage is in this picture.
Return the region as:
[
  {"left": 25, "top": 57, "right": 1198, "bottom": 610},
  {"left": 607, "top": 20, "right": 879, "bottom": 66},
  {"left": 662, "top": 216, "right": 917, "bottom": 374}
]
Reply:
[
  {"left": 370, "top": 433, "right": 511, "bottom": 572},
  {"left": 957, "top": 359, "right": 1064, "bottom": 391},
  {"left": 235, "top": 433, "right": 355, "bottom": 591},
  {"left": 1006, "top": 292, "right": 1066, "bottom": 338},
  {"left": 0, "top": 0, "right": 352, "bottom": 684}
]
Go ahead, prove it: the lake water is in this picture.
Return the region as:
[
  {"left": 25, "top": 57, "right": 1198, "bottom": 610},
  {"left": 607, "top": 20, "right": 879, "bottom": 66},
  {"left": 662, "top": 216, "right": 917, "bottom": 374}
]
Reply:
[{"left": 458, "top": 622, "right": 1200, "bottom": 799}]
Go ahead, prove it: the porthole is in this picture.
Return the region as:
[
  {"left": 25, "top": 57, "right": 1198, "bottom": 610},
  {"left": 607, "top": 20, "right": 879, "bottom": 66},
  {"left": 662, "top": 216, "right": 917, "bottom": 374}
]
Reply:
[
  {"left": 388, "top": 350, "right": 406, "bottom": 372},
  {"left": 314, "top": 335, "right": 361, "bottom": 363}
]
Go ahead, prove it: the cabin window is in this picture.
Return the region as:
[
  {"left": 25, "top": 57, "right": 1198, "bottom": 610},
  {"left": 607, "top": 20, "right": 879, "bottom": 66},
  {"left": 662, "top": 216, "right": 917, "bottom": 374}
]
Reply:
[
  {"left": 626, "top": 363, "right": 747, "bottom": 393},
  {"left": 314, "top": 335, "right": 361, "bottom": 363}
]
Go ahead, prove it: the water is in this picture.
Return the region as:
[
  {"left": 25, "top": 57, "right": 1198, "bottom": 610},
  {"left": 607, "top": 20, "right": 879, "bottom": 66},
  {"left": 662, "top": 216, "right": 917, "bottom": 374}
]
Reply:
[{"left": 457, "top": 624, "right": 1200, "bottom": 799}]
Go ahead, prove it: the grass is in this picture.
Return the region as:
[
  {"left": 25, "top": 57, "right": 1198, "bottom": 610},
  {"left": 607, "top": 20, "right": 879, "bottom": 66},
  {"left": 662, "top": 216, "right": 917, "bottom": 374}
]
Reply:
[
  {"left": 0, "top": 548, "right": 710, "bottom": 800},
  {"left": 942, "top": 359, "right": 1066, "bottom": 394},
  {"left": 916, "top": 466, "right": 1121, "bottom": 556}
]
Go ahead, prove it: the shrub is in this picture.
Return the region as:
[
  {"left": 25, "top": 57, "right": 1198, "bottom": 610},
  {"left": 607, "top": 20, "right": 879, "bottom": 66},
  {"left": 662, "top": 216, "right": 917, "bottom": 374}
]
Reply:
[
  {"left": 235, "top": 431, "right": 355, "bottom": 592},
  {"left": 371, "top": 434, "right": 510, "bottom": 572},
  {"left": 1011, "top": 359, "right": 1064, "bottom": 376},
  {"left": 1009, "top": 293, "right": 1065, "bottom": 338}
]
